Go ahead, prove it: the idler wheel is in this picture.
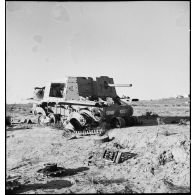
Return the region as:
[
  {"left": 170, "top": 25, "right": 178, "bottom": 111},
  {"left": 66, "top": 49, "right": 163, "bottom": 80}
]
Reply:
[
  {"left": 112, "top": 117, "right": 126, "bottom": 128},
  {"left": 38, "top": 115, "right": 51, "bottom": 126},
  {"left": 38, "top": 115, "right": 46, "bottom": 126},
  {"left": 111, "top": 117, "right": 126, "bottom": 128}
]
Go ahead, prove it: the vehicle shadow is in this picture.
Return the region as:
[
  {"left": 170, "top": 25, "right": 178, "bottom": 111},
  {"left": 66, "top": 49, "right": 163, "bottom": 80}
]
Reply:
[
  {"left": 8, "top": 179, "right": 72, "bottom": 194},
  {"left": 136, "top": 116, "right": 190, "bottom": 127},
  {"left": 7, "top": 167, "right": 90, "bottom": 194},
  {"left": 52, "top": 167, "right": 89, "bottom": 177},
  {"left": 37, "top": 166, "right": 90, "bottom": 177}
]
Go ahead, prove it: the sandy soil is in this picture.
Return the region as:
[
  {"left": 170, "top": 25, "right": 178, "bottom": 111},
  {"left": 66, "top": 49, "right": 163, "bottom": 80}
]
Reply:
[{"left": 6, "top": 98, "right": 190, "bottom": 194}]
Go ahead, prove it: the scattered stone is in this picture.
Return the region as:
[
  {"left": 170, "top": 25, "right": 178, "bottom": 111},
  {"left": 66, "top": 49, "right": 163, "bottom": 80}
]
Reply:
[
  {"left": 163, "top": 179, "right": 190, "bottom": 193},
  {"left": 158, "top": 151, "right": 174, "bottom": 165},
  {"left": 150, "top": 167, "right": 155, "bottom": 175}
]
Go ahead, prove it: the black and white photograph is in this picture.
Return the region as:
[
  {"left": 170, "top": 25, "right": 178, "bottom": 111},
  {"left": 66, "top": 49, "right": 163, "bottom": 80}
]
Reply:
[{"left": 5, "top": 1, "right": 190, "bottom": 194}]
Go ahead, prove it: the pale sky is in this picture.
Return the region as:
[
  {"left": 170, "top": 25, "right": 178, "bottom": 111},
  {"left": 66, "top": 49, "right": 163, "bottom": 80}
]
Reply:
[{"left": 6, "top": 1, "right": 190, "bottom": 103}]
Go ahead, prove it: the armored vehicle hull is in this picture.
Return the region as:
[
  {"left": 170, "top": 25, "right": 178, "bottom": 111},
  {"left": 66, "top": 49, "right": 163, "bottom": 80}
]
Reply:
[{"left": 29, "top": 76, "right": 135, "bottom": 134}]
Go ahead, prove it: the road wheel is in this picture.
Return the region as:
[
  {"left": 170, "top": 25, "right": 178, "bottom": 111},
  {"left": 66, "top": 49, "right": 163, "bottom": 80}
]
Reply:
[
  {"left": 48, "top": 113, "right": 56, "bottom": 124},
  {"left": 38, "top": 114, "right": 46, "bottom": 126},
  {"left": 70, "top": 118, "right": 83, "bottom": 130},
  {"left": 91, "top": 108, "right": 103, "bottom": 121},
  {"left": 111, "top": 117, "right": 126, "bottom": 128}
]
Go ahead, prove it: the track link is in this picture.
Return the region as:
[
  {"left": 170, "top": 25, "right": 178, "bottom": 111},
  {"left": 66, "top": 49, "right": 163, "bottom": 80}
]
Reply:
[{"left": 75, "top": 129, "right": 103, "bottom": 136}]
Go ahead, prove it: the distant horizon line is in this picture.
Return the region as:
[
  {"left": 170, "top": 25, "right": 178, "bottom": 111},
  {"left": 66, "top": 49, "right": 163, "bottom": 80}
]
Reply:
[{"left": 6, "top": 95, "right": 189, "bottom": 105}]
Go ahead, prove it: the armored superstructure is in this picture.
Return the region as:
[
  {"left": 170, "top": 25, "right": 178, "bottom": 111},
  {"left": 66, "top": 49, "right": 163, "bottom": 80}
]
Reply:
[{"left": 29, "top": 76, "right": 135, "bottom": 135}]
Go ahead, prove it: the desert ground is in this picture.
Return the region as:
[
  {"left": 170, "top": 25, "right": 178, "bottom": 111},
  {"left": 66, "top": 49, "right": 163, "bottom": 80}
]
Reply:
[{"left": 6, "top": 98, "right": 190, "bottom": 194}]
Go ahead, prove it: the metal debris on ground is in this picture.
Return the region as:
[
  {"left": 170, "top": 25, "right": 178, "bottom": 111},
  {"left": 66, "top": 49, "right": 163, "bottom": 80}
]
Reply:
[
  {"left": 158, "top": 130, "right": 178, "bottom": 136},
  {"left": 68, "top": 135, "right": 77, "bottom": 140},
  {"left": 9, "top": 117, "right": 34, "bottom": 125},
  {"left": 23, "top": 118, "right": 33, "bottom": 124},
  {"left": 62, "top": 128, "right": 104, "bottom": 139},
  {"left": 93, "top": 135, "right": 111, "bottom": 144},
  {"left": 113, "top": 142, "right": 125, "bottom": 149},
  {"left": 103, "top": 149, "right": 137, "bottom": 163},
  {"left": 178, "top": 119, "right": 190, "bottom": 126},
  {"left": 37, "top": 163, "right": 66, "bottom": 177},
  {"left": 9, "top": 161, "right": 32, "bottom": 171},
  {"left": 86, "top": 150, "right": 106, "bottom": 167},
  {"left": 103, "top": 150, "right": 120, "bottom": 163},
  {"left": 119, "top": 152, "right": 137, "bottom": 163},
  {"left": 6, "top": 116, "right": 34, "bottom": 131},
  {"left": 7, "top": 134, "right": 14, "bottom": 138},
  {"left": 75, "top": 129, "right": 103, "bottom": 136},
  {"left": 6, "top": 175, "right": 21, "bottom": 193},
  {"left": 6, "top": 125, "right": 32, "bottom": 131}
]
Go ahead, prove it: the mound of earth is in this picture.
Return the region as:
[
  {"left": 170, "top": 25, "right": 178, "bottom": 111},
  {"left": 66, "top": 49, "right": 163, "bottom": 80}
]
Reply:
[{"left": 6, "top": 124, "right": 190, "bottom": 193}]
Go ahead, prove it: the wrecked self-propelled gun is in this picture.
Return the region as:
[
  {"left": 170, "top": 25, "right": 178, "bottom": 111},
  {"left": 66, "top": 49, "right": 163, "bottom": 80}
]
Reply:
[{"left": 29, "top": 76, "right": 137, "bottom": 135}]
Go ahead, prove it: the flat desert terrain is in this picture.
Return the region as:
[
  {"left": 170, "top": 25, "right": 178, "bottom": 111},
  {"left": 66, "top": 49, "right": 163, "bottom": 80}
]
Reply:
[{"left": 6, "top": 98, "right": 190, "bottom": 194}]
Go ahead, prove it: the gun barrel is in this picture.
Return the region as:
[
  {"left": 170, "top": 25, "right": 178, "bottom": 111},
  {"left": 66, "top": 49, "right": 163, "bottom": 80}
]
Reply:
[{"left": 108, "top": 84, "right": 132, "bottom": 87}]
